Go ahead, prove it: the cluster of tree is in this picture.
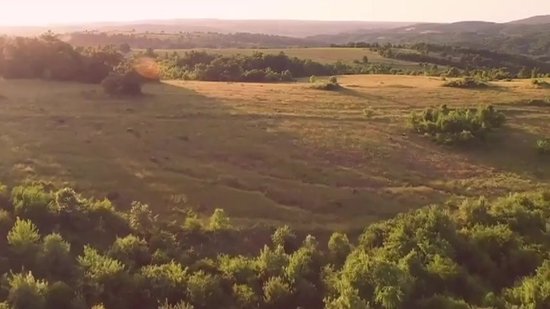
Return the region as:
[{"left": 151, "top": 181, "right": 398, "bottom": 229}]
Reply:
[
  {"left": 375, "top": 43, "right": 550, "bottom": 78},
  {"left": 157, "top": 51, "right": 336, "bottom": 82},
  {"left": 66, "top": 31, "right": 323, "bottom": 49},
  {"left": 442, "top": 77, "right": 489, "bottom": 89},
  {"left": 0, "top": 180, "right": 549, "bottom": 309},
  {"left": 0, "top": 34, "right": 124, "bottom": 83},
  {"left": 410, "top": 105, "right": 506, "bottom": 145},
  {"left": 156, "top": 50, "right": 454, "bottom": 82}
]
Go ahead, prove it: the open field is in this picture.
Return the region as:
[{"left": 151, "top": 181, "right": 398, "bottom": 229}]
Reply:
[
  {"left": 150, "top": 47, "right": 424, "bottom": 69},
  {"left": 0, "top": 76, "right": 549, "bottom": 229}
]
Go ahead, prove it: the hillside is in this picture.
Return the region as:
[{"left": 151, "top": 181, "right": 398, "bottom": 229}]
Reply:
[
  {"left": 309, "top": 20, "right": 550, "bottom": 57},
  {"left": 0, "top": 76, "right": 549, "bottom": 229},
  {"left": 509, "top": 14, "right": 550, "bottom": 24}
]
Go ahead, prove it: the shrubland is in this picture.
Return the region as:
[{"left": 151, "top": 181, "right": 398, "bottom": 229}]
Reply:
[
  {"left": 0, "top": 181, "right": 548, "bottom": 308},
  {"left": 410, "top": 105, "right": 506, "bottom": 145}
]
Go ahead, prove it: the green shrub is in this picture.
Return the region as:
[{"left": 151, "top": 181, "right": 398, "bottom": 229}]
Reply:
[
  {"left": 7, "top": 218, "right": 41, "bottom": 255},
  {"left": 443, "top": 77, "right": 488, "bottom": 89},
  {"left": 208, "top": 208, "right": 231, "bottom": 231},
  {"left": 7, "top": 272, "right": 49, "bottom": 309},
  {"left": 309, "top": 81, "right": 341, "bottom": 91},
  {"left": 11, "top": 184, "right": 55, "bottom": 225},
  {"left": 37, "top": 233, "right": 75, "bottom": 282},
  {"left": 410, "top": 105, "right": 506, "bottom": 145},
  {"left": 531, "top": 79, "right": 550, "bottom": 88},
  {"left": 101, "top": 71, "right": 142, "bottom": 96},
  {"left": 536, "top": 138, "right": 550, "bottom": 155},
  {"left": 262, "top": 276, "right": 293, "bottom": 308},
  {"left": 109, "top": 234, "right": 151, "bottom": 269}
]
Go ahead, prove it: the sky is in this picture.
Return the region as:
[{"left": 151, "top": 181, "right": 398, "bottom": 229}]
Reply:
[{"left": 0, "top": 0, "right": 549, "bottom": 25}]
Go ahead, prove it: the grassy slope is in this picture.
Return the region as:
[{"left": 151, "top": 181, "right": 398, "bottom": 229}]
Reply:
[
  {"left": 150, "top": 47, "right": 423, "bottom": 70},
  {"left": 0, "top": 76, "right": 549, "bottom": 229}
]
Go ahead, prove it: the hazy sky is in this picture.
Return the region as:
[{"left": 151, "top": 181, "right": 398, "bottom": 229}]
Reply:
[{"left": 1, "top": 0, "right": 549, "bottom": 25}]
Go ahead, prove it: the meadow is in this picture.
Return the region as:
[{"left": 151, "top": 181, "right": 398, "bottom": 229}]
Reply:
[{"left": 0, "top": 76, "right": 549, "bottom": 230}]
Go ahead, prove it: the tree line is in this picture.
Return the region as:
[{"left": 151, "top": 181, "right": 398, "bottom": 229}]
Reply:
[
  {"left": 0, "top": 34, "right": 123, "bottom": 83},
  {"left": 67, "top": 32, "right": 323, "bottom": 49},
  {"left": 0, "top": 180, "right": 548, "bottom": 309}
]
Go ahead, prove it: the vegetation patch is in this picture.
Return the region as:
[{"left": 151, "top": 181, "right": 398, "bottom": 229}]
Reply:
[
  {"left": 536, "top": 138, "right": 550, "bottom": 155},
  {"left": 531, "top": 79, "right": 550, "bottom": 88},
  {"left": 443, "top": 77, "right": 489, "bottom": 89},
  {"left": 308, "top": 75, "right": 342, "bottom": 91},
  {"left": 101, "top": 71, "right": 143, "bottom": 96},
  {"left": 525, "top": 98, "right": 550, "bottom": 107},
  {"left": 410, "top": 105, "right": 506, "bottom": 145},
  {"left": 0, "top": 181, "right": 549, "bottom": 308}
]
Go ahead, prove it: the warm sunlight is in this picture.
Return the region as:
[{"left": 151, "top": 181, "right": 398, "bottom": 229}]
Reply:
[
  {"left": 0, "top": 0, "right": 549, "bottom": 308},
  {"left": 1, "top": 0, "right": 549, "bottom": 25}
]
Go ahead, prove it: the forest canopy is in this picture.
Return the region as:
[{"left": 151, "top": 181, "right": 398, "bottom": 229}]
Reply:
[{"left": 0, "top": 181, "right": 548, "bottom": 308}]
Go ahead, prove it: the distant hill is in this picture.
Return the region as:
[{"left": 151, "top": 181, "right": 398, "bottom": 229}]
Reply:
[
  {"left": 309, "top": 17, "right": 550, "bottom": 57},
  {"left": 0, "top": 19, "right": 411, "bottom": 37},
  {"left": 509, "top": 15, "right": 550, "bottom": 25},
  {"left": 65, "top": 31, "right": 324, "bottom": 49}
]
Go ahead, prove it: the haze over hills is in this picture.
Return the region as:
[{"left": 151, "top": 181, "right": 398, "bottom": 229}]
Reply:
[
  {"left": 0, "top": 19, "right": 412, "bottom": 37},
  {"left": 1, "top": 15, "right": 549, "bottom": 56}
]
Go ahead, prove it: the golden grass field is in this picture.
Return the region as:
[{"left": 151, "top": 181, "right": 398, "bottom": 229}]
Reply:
[
  {"left": 0, "top": 76, "right": 549, "bottom": 229},
  {"left": 153, "top": 47, "right": 422, "bottom": 69}
]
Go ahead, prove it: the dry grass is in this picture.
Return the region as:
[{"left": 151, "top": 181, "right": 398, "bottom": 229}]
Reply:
[{"left": 0, "top": 76, "right": 549, "bottom": 230}]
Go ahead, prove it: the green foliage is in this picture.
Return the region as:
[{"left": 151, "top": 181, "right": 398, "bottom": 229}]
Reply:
[
  {"left": 7, "top": 272, "right": 48, "bottom": 309},
  {"left": 271, "top": 225, "right": 296, "bottom": 252},
  {"left": 410, "top": 104, "right": 506, "bottom": 145},
  {"left": 36, "top": 233, "right": 75, "bottom": 282},
  {"left": 183, "top": 211, "right": 203, "bottom": 232},
  {"left": 531, "top": 79, "right": 550, "bottom": 88},
  {"left": 232, "top": 284, "right": 259, "bottom": 308},
  {"left": 140, "top": 261, "right": 188, "bottom": 305},
  {"left": 0, "top": 35, "right": 123, "bottom": 83},
  {"left": 262, "top": 276, "right": 293, "bottom": 308},
  {"left": 328, "top": 232, "right": 352, "bottom": 267},
  {"left": 158, "top": 301, "right": 195, "bottom": 309},
  {"left": 128, "top": 201, "right": 157, "bottom": 234},
  {"left": 101, "top": 71, "right": 142, "bottom": 96},
  {"left": 443, "top": 77, "right": 488, "bottom": 88},
  {"left": 78, "top": 246, "right": 124, "bottom": 282},
  {"left": 10, "top": 184, "right": 54, "bottom": 226},
  {"left": 506, "top": 260, "right": 550, "bottom": 308},
  {"left": 7, "top": 218, "right": 40, "bottom": 256},
  {"left": 186, "top": 271, "right": 224, "bottom": 308},
  {"left": 309, "top": 80, "right": 342, "bottom": 91},
  {"left": 208, "top": 208, "right": 231, "bottom": 231},
  {"left": 0, "top": 182, "right": 548, "bottom": 308},
  {"left": 536, "top": 138, "right": 550, "bottom": 155},
  {"left": 109, "top": 234, "right": 150, "bottom": 269}
]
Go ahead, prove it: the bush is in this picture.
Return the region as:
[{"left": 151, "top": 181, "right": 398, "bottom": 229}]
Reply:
[
  {"left": 443, "top": 77, "right": 488, "bottom": 89},
  {"left": 101, "top": 71, "right": 142, "bottom": 96},
  {"left": 7, "top": 218, "right": 41, "bottom": 255},
  {"left": 410, "top": 105, "right": 506, "bottom": 145},
  {"left": 309, "top": 81, "right": 341, "bottom": 91},
  {"left": 208, "top": 208, "right": 231, "bottom": 231},
  {"left": 536, "top": 138, "right": 550, "bottom": 155},
  {"left": 531, "top": 79, "right": 550, "bottom": 88},
  {"left": 7, "top": 272, "right": 49, "bottom": 309},
  {"left": 525, "top": 98, "right": 550, "bottom": 107}
]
